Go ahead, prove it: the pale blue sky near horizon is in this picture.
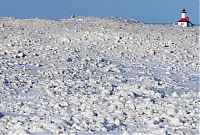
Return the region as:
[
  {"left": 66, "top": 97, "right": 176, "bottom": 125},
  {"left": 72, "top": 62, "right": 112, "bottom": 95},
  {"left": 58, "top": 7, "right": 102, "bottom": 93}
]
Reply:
[{"left": 0, "top": 0, "right": 199, "bottom": 24}]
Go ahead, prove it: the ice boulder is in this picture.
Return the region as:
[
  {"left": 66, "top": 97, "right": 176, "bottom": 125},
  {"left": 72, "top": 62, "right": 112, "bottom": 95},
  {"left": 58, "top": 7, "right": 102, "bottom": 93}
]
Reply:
[{"left": 0, "top": 112, "right": 4, "bottom": 118}]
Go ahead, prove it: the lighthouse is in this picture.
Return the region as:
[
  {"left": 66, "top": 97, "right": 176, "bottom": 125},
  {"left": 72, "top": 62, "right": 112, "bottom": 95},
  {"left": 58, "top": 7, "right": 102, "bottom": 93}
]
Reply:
[
  {"left": 181, "top": 9, "right": 187, "bottom": 18},
  {"left": 177, "top": 9, "right": 193, "bottom": 27}
]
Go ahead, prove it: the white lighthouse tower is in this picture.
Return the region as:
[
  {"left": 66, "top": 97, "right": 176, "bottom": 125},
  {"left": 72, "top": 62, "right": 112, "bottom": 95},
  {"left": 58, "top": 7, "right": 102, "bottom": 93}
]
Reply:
[
  {"left": 178, "top": 9, "right": 190, "bottom": 27},
  {"left": 181, "top": 9, "right": 187, "bottom": 18}
]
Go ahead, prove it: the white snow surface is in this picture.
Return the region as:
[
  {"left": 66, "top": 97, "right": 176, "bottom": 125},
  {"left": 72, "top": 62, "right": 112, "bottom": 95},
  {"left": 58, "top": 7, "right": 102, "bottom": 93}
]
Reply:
[{"left": 0, "top": 17, "right": 199, "bottom": 135}]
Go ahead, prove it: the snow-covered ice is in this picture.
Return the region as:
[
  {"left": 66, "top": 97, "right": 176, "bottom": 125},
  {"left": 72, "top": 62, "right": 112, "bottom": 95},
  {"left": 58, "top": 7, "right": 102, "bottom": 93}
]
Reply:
[{"left": 0, "top": 17, "right": 199, "bottom": 135}]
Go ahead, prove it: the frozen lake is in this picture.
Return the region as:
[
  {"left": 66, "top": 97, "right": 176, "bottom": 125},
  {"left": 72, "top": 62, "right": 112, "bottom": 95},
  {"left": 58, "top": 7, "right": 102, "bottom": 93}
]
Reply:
[{"left": 0, "top": 17, "right": 199, "bottom": 135}]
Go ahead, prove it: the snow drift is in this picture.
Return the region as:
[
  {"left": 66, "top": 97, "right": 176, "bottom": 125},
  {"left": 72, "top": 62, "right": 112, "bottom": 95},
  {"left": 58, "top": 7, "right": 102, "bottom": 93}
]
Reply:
[{"left": 0, "top": 17, "right": 199, "bottom": 135}]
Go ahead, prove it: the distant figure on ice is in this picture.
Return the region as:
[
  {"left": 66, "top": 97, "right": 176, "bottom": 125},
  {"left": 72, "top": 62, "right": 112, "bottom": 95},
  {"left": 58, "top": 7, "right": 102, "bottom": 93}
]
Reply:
[
  {"left": 71, "top": 14, "right": 75, "bottom": 18},
  {"left": 177, "top": 9, "right": 194, "bottom": 27}
]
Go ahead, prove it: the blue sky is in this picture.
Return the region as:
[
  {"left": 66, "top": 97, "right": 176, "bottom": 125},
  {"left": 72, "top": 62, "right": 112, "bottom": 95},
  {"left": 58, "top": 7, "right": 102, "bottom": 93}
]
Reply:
[{"left": 0, "top": 0, "right": 199, "bottom": 24}]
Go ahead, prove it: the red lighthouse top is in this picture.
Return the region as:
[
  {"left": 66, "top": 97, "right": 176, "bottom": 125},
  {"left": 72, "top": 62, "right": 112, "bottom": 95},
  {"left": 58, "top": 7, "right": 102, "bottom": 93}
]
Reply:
[
  {"left": 178, "top": 17, "right": 189, "bottom": 22},
  {"left": 178, "top": 9, "right": 189, "bottom": 22}
]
